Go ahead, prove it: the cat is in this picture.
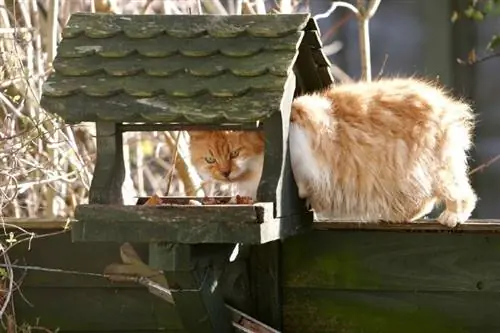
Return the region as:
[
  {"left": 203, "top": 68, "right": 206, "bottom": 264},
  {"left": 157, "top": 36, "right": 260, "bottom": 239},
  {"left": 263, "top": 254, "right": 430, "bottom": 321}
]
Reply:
[
  {"left": 188, "top": 77, "right": 477, "bottom": 228},
  {"left": 188, "top": 130, "right": 265, "bottom": 198}
]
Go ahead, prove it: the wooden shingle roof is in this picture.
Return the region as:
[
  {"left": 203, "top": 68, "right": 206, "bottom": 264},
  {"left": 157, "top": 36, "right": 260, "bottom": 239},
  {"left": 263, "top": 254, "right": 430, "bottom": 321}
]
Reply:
[{"left": 41, "top": 13, "right": 330, "bottom": 124}]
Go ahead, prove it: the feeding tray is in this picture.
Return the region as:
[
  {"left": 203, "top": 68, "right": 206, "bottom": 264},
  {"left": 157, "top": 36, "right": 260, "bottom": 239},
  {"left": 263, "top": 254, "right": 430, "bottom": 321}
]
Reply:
[{"left": 71, "top": 196, "right": 310, "bottom": 244}]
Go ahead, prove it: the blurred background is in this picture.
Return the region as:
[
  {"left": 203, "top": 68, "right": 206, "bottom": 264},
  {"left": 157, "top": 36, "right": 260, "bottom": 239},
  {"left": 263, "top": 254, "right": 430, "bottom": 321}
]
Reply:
[{"left": 0, "top": 0, "right": 499, "bottom": 219}]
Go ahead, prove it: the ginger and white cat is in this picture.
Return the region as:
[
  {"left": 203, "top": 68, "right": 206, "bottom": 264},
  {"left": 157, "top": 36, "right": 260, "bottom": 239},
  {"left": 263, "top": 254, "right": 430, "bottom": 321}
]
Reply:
[
  {"left": 188, "top": 77, "right": 477, "bottom": 228},
  {"left": 188, "top": 130, "right": 265, "bottom": 197}
]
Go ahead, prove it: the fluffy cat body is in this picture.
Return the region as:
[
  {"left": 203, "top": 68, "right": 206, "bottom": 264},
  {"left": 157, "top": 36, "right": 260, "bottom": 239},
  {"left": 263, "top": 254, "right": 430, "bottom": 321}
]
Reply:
[{"left": 188, "top": 78, "right": 477, "bottom": 227}]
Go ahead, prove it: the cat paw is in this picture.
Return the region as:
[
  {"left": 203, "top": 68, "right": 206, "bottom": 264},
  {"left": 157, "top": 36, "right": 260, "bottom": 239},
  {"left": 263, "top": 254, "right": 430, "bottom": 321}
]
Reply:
[{"left": 437, "top": 210, "right": 470, "bottom": 228}]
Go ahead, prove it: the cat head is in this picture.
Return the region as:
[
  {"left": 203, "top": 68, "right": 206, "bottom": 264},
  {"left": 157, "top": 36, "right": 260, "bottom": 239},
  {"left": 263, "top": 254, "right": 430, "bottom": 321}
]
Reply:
[{"left": 188, "top": 130, "right": 265, "bottom": 184}]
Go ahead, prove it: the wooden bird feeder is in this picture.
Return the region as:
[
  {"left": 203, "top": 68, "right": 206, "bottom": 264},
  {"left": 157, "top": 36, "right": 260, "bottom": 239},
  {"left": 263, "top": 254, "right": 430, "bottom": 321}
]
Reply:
[{"left": 41, "top": 12, "right": 333, "bottom": 333}]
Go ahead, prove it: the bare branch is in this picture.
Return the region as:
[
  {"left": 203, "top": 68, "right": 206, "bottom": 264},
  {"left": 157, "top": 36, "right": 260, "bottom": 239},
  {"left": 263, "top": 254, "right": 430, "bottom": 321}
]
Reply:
[{"left": 314, "top": 1, "right": 360, "bottom": 21}]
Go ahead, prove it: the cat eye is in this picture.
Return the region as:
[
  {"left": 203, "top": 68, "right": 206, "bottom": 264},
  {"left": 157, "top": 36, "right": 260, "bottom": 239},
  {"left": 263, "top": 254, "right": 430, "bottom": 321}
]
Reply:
[
  {"left": 230, "top": 150, "right": 240, "bottom": 159},
  {"left": 205, "top": 156, "right": 216, "bottom": 164}
]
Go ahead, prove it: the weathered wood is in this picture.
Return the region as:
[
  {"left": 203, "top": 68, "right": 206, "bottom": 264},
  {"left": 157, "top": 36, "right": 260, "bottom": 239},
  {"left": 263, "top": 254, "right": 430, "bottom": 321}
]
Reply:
[
  {"left": 13, "top": 287, "right": 183, "bottom": 331},
  {"left": 7, "top": 230, "right": 147, "bottom": 288},
  {"left": 294, "top": 44, "right": 323, "bottom": 93},
  {"left": 42, "top": 91, "right": 285, "bottom": 125},
  {"left": 283, "top": 288, "right": 500, "bottom": 333},
  {"left": 53, "top": 51, "right": 296, "bottom": 78},
  {"left": 40, "top": 13, "right": 311, "bottom": 125},
  {"left": 119, "top": 123, "right": 263, "bottom": 133},
  {"left": 60, "top": 13, "right": 310, "bottom": 39},
  {"left": 249, "top": 240, "right": 283, "bottom": 330},
  {"left": 283, "top": 230, "right": 500, "bottom": 291},
  {"left": 0, "top": 217, "right": 70, "bottom": 229},
  {"left": 89, "top": 122, "right": 125, "bottom": 204},
  {"left": 72, "top": 203, "right": 281, "bottom": 244},
  {"left": 258, "top": 71, "right": 311, "bottom": 220},
  {"left": 2, "top": 217, "right": 500, "bottom": 232},
  {"left": 313, "top": 219, "right": 500, "bottom": 232},
  {"left": 75, "top": 202, "right": 273, "bottom": 224},
  {"left": 149, "top": 243, "right": 233, "bottom": 333}
]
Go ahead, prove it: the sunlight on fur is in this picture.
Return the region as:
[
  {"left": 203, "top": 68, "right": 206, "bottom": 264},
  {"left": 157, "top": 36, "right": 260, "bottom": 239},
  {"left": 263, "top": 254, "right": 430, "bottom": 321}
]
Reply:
[{"left": 188, "top": 77, "right": 477, "bottom": 228}]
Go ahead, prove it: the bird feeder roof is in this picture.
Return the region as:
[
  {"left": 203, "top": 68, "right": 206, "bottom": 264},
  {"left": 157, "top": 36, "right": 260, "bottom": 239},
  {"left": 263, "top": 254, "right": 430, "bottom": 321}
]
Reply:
[{"left": 41, "top": 13, "right": 328, "bottom": 124}]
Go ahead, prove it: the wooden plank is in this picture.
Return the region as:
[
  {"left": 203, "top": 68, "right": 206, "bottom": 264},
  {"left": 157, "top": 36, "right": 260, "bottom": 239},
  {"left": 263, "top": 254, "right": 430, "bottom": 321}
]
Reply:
[
  {"left": 149, "top": 243, "right": 233, "bottom": 333},
  {"left": 72, "top": 203, "right": 285, "bottom": 244},
  {"left": 283, "top": 288, "right": 500, "bottom": 333},
  {"left": 0, "top": 328, "right": 187, "bottom": 333},
  {"left": 7, "top": 231, "right": 148, "bottom": 288},
  {"left": 249, "top": 240, "right": 283, "bottom": 330},
  {"left": 119, "top": 123, "right": 262, "bottom": 132},
  {"left": 75, "top": 203, "right": 272, "bottom": 225},
  {"left": 0, "top": 217, "right": 69, "bottom": 229},
  {"left": 13, "top": 287, "right": 183, "bottom": 331},
  {"left": 283, "top": 230, "right": 500, "bottom": 291},
  {"left": 1, "top": 218, "right": 499, "bottom": 233},
  {"left": 313, "top": 219, "right": 500, "bottom": 232},
  {"left": 89, "top": 122, "right": 125, "bottom": 205}
]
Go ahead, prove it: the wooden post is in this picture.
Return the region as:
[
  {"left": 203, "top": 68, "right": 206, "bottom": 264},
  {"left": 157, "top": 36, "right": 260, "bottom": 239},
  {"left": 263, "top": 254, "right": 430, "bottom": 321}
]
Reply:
[
  {"left": 89, "top": 121, "right": 125, "bottom": 204},
  {"left": 148, "top": 243, "right": 233, "bottom": 333},
  {"left": 250, "top": 240, "right": 283, "bottom": 330}
]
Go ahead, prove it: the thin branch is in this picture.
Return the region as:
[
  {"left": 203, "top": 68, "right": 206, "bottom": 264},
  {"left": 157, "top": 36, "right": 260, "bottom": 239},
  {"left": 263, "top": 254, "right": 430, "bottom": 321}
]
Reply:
[
  {"left": 165, "top": 131, "right": 181, "bottom": 195},
  {"left": 47, "top": 0, "right": 59, "bottom": 63},
  {"left": 469, "top": 154, "right": 500, "bottom": 175},
  {"left": 314, "top": 1, "right": 360, "bottom": 21},
  {"left": 356, "top": 0, "right": 382, "bottom": 81},
  {"left": 458, "top": 51, "right": 500, "bottom": 66}
]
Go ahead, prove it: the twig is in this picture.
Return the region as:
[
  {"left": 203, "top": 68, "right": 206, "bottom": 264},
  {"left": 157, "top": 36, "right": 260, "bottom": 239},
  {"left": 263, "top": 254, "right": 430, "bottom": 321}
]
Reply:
[
  {"left": 377, "top": 53, "right": 389, "bottom": 78},
  {"left": 457, "top": 51, "right": 500, "bottom": 66},
  {"left": 47, "top": 0, "right": 59, "bottom": 63},
  {"left": 469, "top": 154, "right": 500, "bottom": 175},
  {"left": 0, "top": 247, "right": 14, "bottom": 318},
  {"left": 165, "top": 131, "right": 181, "bottom": 195},
  {"left": 200, "top": 0, "right": 228, "bottom": 14},
  {"left": 314, "top": 1, "right": 360, "bottom": 21},
  {"left": 163, "top": 131, "right": 199, "bottom": 196}
]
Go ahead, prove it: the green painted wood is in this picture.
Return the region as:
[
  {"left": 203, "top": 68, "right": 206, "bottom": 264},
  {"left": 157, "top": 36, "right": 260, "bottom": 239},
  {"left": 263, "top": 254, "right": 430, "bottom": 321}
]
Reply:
[
  {"left": 44, "top": 71, "right": 289, "bottom": 98},
  {"left": 40, "top": 13, "right": 313, "bottom": 124},
  {"left": 149, "top": 243, "right": 233, "bottom": 333},
  {"left": 13, "top": 287, "right": 183, "bottom": 331},
  {"left": 42, "top": 91, "right": 285, "bottom": 124},
  {"left": 56, "top": 33, "right": 302, "bottom": 58},
  {"left": 53, "top": 47, "right": 298, "bottom": 77},
  {"left": 283, "top": 230, "right": 500, "bottom": 291},
  {"left": 90, "top": 122, "right": 125, "bottom": 205},
  {"left": 249, "top": 240, "right": 283, "bottom": 330},
  {"left": 283, "top": 288, "right": 500, "bottom": 333},
  {"left": 72, "top": 202, "right": 280, "bottom": 244},
  {"left": 6, "top": 230, "right": 146, "bottom": 288},
  {"left": 60, "top": 14, "right": 311, "bottom": 39},
  {"left": 0, "top": 326, "right": 182, "bottom": 333}
]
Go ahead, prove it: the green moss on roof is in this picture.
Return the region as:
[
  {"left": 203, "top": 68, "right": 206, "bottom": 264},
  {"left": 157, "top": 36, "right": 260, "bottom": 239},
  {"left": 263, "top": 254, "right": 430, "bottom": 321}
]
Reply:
[{"left": 41, "top": 13, "right": 314, "bottom": 124}]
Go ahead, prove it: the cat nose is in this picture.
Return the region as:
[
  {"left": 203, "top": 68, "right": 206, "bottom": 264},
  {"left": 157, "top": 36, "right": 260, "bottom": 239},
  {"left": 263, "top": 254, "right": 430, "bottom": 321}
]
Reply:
[{"left": 221, "top": 170, "right": 231, "bottom": 178}]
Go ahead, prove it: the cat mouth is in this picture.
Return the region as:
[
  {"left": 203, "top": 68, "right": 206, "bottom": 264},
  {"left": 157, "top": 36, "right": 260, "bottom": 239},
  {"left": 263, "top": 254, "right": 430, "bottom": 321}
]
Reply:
[{"left": 215, "top": 171, "right": 246, "bottom": 182}]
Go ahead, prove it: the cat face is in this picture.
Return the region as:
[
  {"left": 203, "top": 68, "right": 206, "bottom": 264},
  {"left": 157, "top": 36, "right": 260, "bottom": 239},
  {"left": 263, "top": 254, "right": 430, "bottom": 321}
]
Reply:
[{"left": 188, "top": 131, "right": 265, "bottom": 184}]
